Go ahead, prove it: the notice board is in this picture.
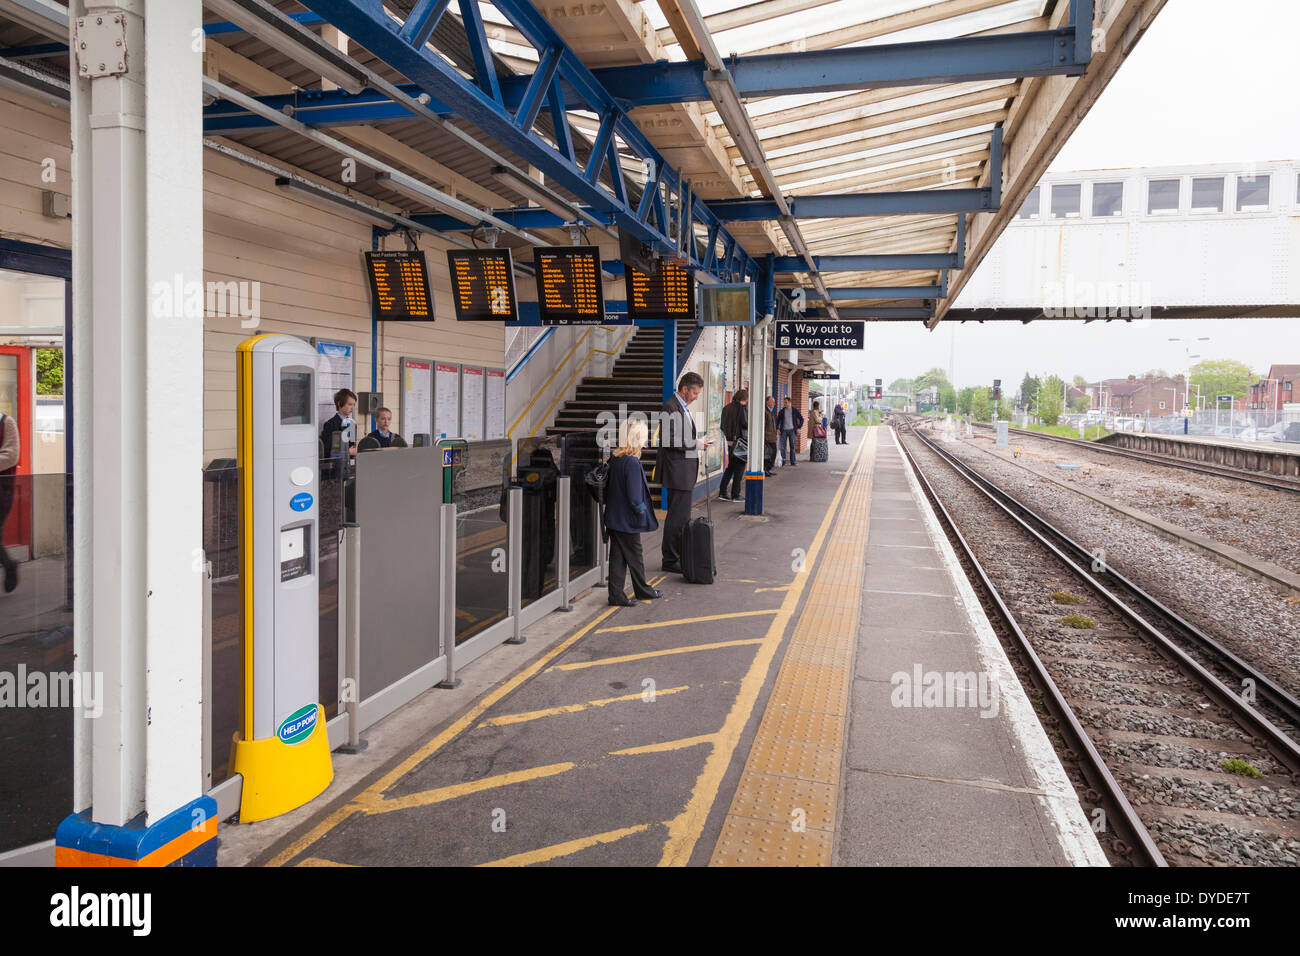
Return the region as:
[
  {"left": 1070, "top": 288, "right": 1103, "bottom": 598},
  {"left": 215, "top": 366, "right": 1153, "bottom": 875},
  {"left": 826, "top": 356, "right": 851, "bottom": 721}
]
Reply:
[
  {"left": 434, "top": 361, "right": 460, "bottom": 439},
  {"left": 400, "top": 357, "right": 433, "bottom": 441},
  {"left": 460, "top": 365, "right": 485, "bottom": 441},
  {"left": 311, "top": 338, "right": 355, "bottom": 431},
  {"left": 364, "top": 249, "right": 434, "bottom": 321},
  {"left": 485, "top": 367, "right": 506, "bottom": 440}
]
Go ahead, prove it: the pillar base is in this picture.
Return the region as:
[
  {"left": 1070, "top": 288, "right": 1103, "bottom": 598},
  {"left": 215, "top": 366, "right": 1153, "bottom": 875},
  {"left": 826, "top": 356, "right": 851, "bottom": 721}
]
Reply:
[
  {"left": 744, "top": 471, "right": 764, "bottom": 515},
  {"left": 55, "top": 796, "right": 218, "bottom": 867},
  {"left": 230, "top": 705, "right": 333, "bottom": 823}
]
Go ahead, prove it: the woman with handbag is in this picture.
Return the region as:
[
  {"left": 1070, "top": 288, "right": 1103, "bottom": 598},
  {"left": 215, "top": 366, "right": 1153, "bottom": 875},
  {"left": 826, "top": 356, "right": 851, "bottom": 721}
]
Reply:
[
  {"left": 807, "top": 401, "right": 830, "bottom": 463},
  {"left": 604, "top": 418, "right": 664, "bottom": 607}
]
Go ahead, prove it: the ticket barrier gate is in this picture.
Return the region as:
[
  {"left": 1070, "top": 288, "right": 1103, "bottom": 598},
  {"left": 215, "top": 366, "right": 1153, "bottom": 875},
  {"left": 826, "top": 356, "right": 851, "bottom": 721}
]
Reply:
[{"left": 518, "top": 452, "right": 558, "bottom": 600}]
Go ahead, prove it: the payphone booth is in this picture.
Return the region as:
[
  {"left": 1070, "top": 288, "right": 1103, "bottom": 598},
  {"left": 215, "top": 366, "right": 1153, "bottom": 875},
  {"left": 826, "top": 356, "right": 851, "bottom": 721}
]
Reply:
[{"left": 230, "top": 334, "right": 333, "bottom": 822}]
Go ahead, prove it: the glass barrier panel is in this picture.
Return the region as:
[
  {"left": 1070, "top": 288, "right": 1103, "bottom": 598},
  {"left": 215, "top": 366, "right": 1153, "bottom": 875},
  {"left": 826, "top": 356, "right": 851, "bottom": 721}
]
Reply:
[
  {"left": 0, "top": 474, "right": 74, "bottom": 854},
  {"left": 204, "top": 462, "right": 241, "bottom": 787},
  {"left": 559, "top": 432, "right": 601, "bottom": 581},
  {"left": 514, "top": 437, "right": 561, "bottom": 607},
  {"left": 456, "top": 440, "right": 509, "bottom": 643}
]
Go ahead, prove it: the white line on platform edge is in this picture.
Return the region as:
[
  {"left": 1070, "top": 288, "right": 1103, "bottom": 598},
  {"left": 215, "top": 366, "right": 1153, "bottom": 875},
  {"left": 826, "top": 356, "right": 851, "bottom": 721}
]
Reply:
[{"left": 886, "top": 427, "right": 1110, "bottom": 868}]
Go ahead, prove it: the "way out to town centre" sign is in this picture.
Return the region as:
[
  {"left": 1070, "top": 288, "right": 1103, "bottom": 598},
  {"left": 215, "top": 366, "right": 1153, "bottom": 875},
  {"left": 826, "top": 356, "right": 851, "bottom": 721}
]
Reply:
[{"left": 774, "top": 320, "right": 865, "bottom": 350}]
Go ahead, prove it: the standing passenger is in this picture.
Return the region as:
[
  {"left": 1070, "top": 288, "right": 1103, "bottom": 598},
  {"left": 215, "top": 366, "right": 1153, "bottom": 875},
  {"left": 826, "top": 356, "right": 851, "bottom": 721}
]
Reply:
[
  {"left": 604, "top": 419, "right": 663, "bottom": 606},
  {"left": 777, "top": 396, "right": 803, "bottom": 467},
  {"left": 0, "top": 411, "right": 18, "bottom": 593},
  {"left": 763, "top": 395, "right": 778, "bottom": 477},
  {"left": 832, "top": 402, "right": 847, "bottom": 445},
  {"left": 807, "top": 401, "right": 829, "bottom": 462},
  {"left": 718, "top": 388, "right": 748, "bottom": 501},
  {"left": 654, "top": 371, "right": 711, "bottom": 573}
]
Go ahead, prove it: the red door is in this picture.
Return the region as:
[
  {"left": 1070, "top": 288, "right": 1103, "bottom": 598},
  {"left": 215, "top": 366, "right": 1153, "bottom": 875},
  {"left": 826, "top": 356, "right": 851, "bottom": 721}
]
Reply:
[{"left": 0, "top": 345, "right": 32, "bottom": 556}]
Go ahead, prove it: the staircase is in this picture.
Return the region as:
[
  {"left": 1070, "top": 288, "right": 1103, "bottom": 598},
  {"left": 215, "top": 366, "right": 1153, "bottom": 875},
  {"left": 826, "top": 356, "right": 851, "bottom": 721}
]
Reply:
[{"left": 545, "top": 320, "right": 697, "bottom": 506}]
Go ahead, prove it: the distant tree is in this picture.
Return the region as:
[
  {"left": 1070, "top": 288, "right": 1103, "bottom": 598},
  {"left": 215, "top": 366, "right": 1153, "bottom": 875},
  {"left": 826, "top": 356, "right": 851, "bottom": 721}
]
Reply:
[
  {"left": 1142, "top": 368, "right": 1169, "bottom": 378},
  {"left": 888, "top": 377, "right": 914, "bottom": 396},
  {"left": 1189, "top": 359, "right": 1254, "bottom": 402},
  {"left": 939, "top": 385, "right": 957, "bottom": 414},
  {"left": 1069, "top": 395, "right": 1091, "bottom": 413},
  {"left": 957, "top": 386, "right": 976, "bottom": 416},
  {"left": 1020, "top": 373, "right": 1041, "bottom": 410},
  {"left": 35, "top": 348, "right": 63, "bottom": 395},
  {"left": 1038, "top": 375, "right": 1066, "bottom": 426},
  {"left": 914, "top": 367, "right": 953, "bottom": 392},
  {"left": 1072, "top": 374, "right": 1088, "bottom": 388},
  {"left": 970, "top": 387, "right": 992, "bottom": 422}
]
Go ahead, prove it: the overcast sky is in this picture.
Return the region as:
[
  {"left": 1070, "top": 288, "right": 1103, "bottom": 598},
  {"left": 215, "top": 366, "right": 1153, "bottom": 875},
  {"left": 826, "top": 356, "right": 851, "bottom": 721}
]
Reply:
[{"left": 837, "top": 0, "right": 1300, "bottom": 392}]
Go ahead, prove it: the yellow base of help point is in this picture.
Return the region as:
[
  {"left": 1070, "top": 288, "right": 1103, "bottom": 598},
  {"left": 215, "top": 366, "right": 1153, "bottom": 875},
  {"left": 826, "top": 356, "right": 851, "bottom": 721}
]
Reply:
[{"left": 230, "top": 707, "right": 334, "bottom": 823}]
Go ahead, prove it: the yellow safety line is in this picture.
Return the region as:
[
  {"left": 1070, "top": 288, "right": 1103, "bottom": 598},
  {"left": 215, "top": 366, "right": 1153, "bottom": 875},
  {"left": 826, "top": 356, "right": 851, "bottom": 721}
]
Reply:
[
  {"left": 294, "top": 857, "right": 356, "bottom": 867},
  {"left": 754, "top": 586, "right": 789, "bottom": 593},
  {"left": 480, "top": 685, "right": 691, "bottom": 727},
  {"left": 477, "top": 824, "right": 655, "bottom": 867},
  {"left": 611, "top": 734, "right": 717, "bottom": 756},
  {"left": 657, "top": 429, "right": 874, "bottom": 866},
  {"left": 354, "top": 762, "right": 576, "bottom": 815},
  {"left": 596, "top": 608, "right": 777, "bottom": 634},
  {"left": 266, "top": 604, "right": 622, "bottom": 866},
  {"left": 709, "top": 429, "right": 876, "bottom": 866},
  {"left": 547, "top": 638, "right": 766, "bottom": 672}
]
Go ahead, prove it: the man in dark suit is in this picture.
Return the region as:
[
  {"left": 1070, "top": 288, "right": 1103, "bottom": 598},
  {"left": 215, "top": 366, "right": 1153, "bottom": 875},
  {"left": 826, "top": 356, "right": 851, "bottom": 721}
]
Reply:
[{"left": 653, "top": 371, "right": 711, "bottom": 573}]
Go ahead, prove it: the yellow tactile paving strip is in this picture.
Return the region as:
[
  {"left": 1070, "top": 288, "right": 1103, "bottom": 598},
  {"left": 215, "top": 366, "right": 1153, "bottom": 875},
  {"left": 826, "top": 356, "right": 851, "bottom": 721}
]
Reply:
[{"left": 709, "top": 429, "right": 876, "bottom": 866}]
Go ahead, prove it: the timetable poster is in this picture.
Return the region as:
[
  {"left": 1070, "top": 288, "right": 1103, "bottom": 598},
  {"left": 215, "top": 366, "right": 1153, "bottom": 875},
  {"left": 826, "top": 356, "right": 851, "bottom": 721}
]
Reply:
[
  {"left": 447, "top": 249, "right": 518, "bottom": 321},
  {"left": 533, "top": 245, "right": 605, "bottom": 324},
  {"left": 364, "top": 249, "right": 434, "bottom": 321},
  {"left": 461, "top": 366, "right": 485, "bottom": 441},
  {"left": 434, "top": 362, "right": 460, "bottom": 439},
  {"left": 485, "top": 368, "right": 506, "bottom": 440},
  {"left": 401, "top": 357, "right": 433, "bottom": 440},
  {"left": 624, "top": 260, "right": 695, "bottom": 321},
  {"left": 313, "top": 339, "right": 354, "bottom": 430}
]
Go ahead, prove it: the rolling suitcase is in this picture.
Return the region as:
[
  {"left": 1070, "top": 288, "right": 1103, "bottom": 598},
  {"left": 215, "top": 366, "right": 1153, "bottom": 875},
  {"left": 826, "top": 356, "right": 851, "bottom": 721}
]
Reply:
[{"left": 681, "top": 467, "right": 716, "bottom": 584}]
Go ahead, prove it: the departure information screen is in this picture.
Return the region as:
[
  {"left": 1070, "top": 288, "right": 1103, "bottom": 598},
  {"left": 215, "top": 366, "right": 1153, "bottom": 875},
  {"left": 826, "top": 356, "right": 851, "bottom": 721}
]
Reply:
[
  {"left": 624, "top": 261, "right": 695, "bottom": 321},
  {"left": 364, "top": 250, "right": 434, "bottom": 321},
  {"left": 447, "top": 249, "right": 518, "bottom": 321},
  {"left": 533, "top": 245, "right": 605, "bottom": 324}
]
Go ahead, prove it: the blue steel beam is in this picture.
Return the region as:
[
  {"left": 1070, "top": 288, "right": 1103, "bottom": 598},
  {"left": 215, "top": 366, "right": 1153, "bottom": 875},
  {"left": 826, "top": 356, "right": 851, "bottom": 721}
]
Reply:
[
  {"left": 773, "top": 254, "right": 958, "bottom": 272},
  {"left": 199, "top": 26, "right": 1090, "bottom": 128},
  {"left": 708, "top": 188, "right": 995, "bottom": 222},
  {"left": 296, "top": 0, "right": 759, "bottom": 284},
  {"left": 804, "top": 307, "right": 933, "bottom": 320},
  {"left": 817, "top": 286, "right": 943, "bottom": 301}
]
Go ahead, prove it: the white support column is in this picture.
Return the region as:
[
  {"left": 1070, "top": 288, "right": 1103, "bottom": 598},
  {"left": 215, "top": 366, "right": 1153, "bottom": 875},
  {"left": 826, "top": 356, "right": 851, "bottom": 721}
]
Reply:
[{"left": 72, "top": 0, "right": 205, "bottom": 828}]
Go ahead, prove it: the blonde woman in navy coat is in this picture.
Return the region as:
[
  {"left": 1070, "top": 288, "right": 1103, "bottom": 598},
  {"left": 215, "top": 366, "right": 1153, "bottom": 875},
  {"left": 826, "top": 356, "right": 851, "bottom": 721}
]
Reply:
[{"left": 604, "top": 418, "right": 664, "bottom": 607}]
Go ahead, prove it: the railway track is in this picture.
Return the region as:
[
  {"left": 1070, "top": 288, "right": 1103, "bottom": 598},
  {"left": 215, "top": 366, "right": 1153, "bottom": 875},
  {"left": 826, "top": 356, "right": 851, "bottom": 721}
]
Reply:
[
  {"left": 963, "top": 418, "right": 1300, "bottom": 495},
  {"left": 893, "top": 419, "right": 1300, "bottom": 866}
]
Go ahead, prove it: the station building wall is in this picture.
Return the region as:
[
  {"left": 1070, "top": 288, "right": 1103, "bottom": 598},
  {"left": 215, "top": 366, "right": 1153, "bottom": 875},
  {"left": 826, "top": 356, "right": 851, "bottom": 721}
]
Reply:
[{"left": 0, "top": 89, "right": 507, "bottom": 466}]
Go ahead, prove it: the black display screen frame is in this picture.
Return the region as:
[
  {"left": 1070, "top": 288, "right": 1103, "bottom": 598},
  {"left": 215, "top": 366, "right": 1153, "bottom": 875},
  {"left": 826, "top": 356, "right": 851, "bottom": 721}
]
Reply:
[
  {"left": 531, "top": 245, "right": 605, "bottom": 325},
  {"left": 446, "top": 248, "right": 519, "bottom": 322},
  {"left": 623, "top": 260, "right": 696, "bottom": 322}
]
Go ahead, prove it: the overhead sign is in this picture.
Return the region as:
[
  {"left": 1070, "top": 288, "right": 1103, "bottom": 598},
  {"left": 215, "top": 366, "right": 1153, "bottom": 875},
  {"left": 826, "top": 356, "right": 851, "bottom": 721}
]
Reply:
[
  {"left": 625, "top": 260, "right": 695, "bottom": 321},
  {"left": 533, "top": 245, "right": 604, "bottom": 324},
  {"left": 364, "top": 250, "right": 434, "bottom": 321},
  {"left": 447, "top": 249, "right": 518, "bottom": 321},
  {"left": 1216, "top": 394, "right": 1233, "bottom": 402},
  {"left": 775, "top": 320, "right": 864, "bottom": 350}
]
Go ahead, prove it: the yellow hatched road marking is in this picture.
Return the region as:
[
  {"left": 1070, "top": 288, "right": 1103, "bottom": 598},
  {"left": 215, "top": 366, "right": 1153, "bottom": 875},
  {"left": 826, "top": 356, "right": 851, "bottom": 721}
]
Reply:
[
  {"left": 657, "top": 429, "right": 875, "bottom": 866},
  {"left": 478, "top": 824, "right": 655, "bottom": 867},
  {"left": 355, "top": 762, "right": 576, "bottom": 815},
  {"left": 611, "top": 733, "right": 716, "bottom": 756},
  {"left": 480, "top": 685, "right": 691, "bottom": 727},
  {"left": 294, "top": 857, "right": 356, "bottom": 867},
  {"left": 548, "top": 638, "right": 765, "bottom": 672},
  {"left": 596, "top": 608, "right": 777, "bottom": 633},
  {"left": 708, "top": 428, "right": 877, "bottom": 866}
]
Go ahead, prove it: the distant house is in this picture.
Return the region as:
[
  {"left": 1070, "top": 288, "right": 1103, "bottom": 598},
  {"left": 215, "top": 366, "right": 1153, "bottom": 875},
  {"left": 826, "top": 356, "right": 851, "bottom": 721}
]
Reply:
[
  {"left": 1093, "top": 374, "right": 1187, "bottom": 416},
  {"left": 1249, "top": 364, "right": 1299, "bottom": 410}
]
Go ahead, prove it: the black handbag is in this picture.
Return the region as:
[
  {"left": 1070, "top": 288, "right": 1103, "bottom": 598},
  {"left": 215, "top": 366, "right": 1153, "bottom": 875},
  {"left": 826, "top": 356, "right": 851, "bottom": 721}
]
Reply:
[{"left": 584, "top": 458, "right": 610, "bottom": 503}]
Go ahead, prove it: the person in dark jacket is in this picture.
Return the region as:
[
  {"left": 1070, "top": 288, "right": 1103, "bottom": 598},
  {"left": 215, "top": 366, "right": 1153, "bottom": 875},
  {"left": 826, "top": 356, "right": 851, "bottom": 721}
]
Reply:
[
  {"left": 717, "top": 388, "right": 748, "bottom": 501},
  {"left": 320, "top": 388, "right": 358, "bottom": 465},
  {"left": 776, "top": 396, "right": 804, "bottom": 466},
  {"left": 763, "top": 396, "right": 778, "bottom": 476},
  {"left": 363, "top": 407, "right": 407, "bottom": 449},
  {"left": 0, "top": 411, "right": 18, "bottom": 593},
  {"left": 604, "top": 419, "right": 663, "bottom": 606},
  {"left": 653, "top": 371, "right": 711, "bottom": 573},
  {"left": 831, "top": 402, "right": 847, "bottom": 444}
]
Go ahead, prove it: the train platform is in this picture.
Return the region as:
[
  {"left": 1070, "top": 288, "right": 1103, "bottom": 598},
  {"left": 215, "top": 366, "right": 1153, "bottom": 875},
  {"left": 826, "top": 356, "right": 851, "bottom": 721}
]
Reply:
[{"left": 220, "top": 426, "right": 1105, "bottom": 867}]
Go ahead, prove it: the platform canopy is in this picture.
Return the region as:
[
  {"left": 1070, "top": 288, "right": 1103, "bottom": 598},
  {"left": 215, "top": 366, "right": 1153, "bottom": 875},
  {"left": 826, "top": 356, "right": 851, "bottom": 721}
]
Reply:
[{"left": 4, "top": 0, "right": 1168, "bottom": 324}]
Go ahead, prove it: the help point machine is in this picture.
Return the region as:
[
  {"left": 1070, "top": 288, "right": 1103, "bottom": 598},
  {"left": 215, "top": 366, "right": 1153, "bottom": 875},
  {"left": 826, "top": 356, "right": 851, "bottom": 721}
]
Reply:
[{"left": 230, "top": 333, "right": 333, "bottom": 821}]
